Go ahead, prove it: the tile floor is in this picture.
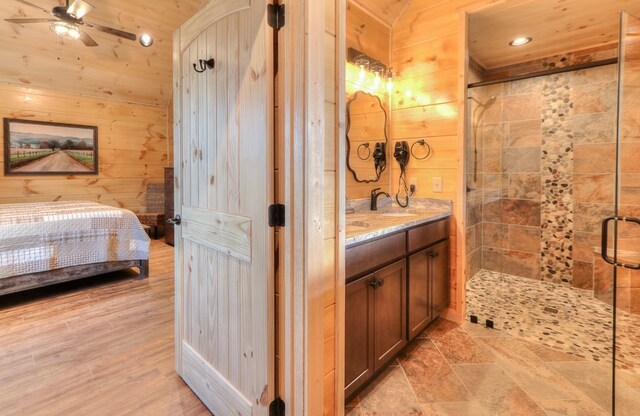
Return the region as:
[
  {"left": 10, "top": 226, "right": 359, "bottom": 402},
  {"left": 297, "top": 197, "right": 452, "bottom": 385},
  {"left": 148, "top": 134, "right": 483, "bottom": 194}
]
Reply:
[
  {"left": 466, "top": 270, "right": 640, "bottom": 371},
  {"left": 345, "top": 318, "right": 640, "bottom": 416}
]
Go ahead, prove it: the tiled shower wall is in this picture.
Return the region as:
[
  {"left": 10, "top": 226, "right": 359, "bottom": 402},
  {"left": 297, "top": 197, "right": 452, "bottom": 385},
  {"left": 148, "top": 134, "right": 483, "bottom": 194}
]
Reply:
[{"left": 465, "top": 64, "right": 639, "bottom": 308}]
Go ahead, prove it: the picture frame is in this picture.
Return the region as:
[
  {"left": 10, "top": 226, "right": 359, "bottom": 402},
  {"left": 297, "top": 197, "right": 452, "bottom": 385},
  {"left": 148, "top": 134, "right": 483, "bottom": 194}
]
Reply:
[{"left": 3, "top": 118, "right": 98, "bottom": 175}]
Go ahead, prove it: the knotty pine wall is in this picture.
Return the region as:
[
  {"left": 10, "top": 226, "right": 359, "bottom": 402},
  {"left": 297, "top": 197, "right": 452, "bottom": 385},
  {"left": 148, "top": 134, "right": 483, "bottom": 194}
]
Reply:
[
  {"left": 386, "top": 0, "right": 504, "bottom": 320},
  {"left": 0, "top": 83, "right": 170, "bottom": 213},
  {"left": 324, "top": 0, "right": 338, "bottom": 414}
]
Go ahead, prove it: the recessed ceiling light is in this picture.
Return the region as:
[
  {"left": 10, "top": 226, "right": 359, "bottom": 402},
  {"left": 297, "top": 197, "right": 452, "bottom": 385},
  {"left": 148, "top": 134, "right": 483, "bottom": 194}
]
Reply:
[
  {"left": 139, "top": 33, "right": 153, "bottom": 47},
  {"left": 509, "top": 37, "right": 532, "bottom": 46}
]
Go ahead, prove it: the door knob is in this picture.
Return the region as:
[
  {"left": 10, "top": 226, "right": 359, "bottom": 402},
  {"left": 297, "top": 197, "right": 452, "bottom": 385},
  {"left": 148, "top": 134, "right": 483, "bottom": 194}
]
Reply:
[{"left": 167, "top": 215, "right": 181, "bottom": 225}]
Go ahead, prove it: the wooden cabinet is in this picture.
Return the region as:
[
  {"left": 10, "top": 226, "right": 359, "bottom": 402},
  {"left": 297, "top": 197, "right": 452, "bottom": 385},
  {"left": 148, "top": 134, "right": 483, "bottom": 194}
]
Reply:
[
  {"left": 345, "top": 216, "right": 450, "bottom": 399},
  {"left": 345, "top": 260, "right": 407, "bottom": 399},
  {"left": 430, "top": 240, "right": 450, "bottom": 316},
  {"left": 345, "top": 273, "right": 373, "bottom": 398},
  {"left": 408, "top": 239, "right": 449, "bottom": 340},
  {"left": 372, "top": 260, "right": 407, "bottom": 370},
  {"left": 164, "top": 167, "right": 175, "bottom": 246}
]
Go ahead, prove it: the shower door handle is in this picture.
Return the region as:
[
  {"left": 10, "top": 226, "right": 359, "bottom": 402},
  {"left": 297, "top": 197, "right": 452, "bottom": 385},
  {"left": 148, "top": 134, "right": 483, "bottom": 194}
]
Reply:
[{"left": 601, "top": 216, "right": 640, "bottom": 270}]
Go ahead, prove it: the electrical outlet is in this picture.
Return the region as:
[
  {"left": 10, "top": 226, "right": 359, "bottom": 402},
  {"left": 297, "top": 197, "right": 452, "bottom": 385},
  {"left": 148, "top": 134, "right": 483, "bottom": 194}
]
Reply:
[{"left": 433, "top": 176, "right": 443, "bottom": 193}]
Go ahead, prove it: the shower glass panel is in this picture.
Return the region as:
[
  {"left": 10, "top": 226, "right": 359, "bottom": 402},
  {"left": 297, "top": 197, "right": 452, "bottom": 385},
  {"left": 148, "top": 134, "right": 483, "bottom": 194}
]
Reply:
[
  {"left": 613, "top": 11, "right": 640, "bottom": 415},
  {"left": 465, "top": 27, "right": 627, "bottom": 416}
]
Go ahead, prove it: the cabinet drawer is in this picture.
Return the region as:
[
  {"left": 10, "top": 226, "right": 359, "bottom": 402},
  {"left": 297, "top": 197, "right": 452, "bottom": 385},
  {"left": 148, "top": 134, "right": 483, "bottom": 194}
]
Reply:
[
  {"left": 346, "top": 232, "right": 406, "bottom": 280},
  {"left": 408, "top": 218, "right": 449, "bottom": 252}
]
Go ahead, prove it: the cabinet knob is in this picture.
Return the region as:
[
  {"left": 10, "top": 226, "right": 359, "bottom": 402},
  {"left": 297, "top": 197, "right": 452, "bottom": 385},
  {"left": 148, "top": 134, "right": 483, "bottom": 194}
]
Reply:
[
  {"left": 369, "top": 279, "right": 385, "bottom": 288},
  {"left": 429, "top": 251, "right": 438, "bottom": 258}
]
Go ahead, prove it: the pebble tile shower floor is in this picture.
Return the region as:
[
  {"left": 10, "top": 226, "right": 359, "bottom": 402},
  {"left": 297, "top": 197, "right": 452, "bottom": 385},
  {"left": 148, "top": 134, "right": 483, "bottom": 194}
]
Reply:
[{"left": 466, "top": 269, "right": 640, "bottom": 371}]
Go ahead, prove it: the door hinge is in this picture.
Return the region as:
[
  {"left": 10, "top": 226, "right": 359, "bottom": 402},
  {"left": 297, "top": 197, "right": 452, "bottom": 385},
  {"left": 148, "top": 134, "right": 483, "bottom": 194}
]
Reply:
[
  {"left": 268, "top": 3, "right": 285, "bottom": 30},
  {"left": 269, "top": 397, "right": 285, "bottom": 416},
  {"left": 268, "top": 204, "right": 285, "bottom": 227}
]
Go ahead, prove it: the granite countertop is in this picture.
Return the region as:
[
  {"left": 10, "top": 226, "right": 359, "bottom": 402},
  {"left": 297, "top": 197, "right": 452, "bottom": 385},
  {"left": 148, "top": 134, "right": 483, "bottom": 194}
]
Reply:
[{"left": 345, "top": 197, "right": 452, "bottom": 247}]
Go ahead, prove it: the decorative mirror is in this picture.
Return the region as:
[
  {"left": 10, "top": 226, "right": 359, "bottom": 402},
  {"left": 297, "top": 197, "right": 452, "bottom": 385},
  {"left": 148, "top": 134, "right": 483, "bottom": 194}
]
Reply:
[{"left": 346, "top": 91, "right": 389, "bottom": 183}]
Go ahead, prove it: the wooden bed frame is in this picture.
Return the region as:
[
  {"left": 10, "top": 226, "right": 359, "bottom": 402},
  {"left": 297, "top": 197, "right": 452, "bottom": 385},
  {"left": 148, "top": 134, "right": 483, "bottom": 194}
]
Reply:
[{"left": 0, "top": 259, "right": 149, "bottom": 296}]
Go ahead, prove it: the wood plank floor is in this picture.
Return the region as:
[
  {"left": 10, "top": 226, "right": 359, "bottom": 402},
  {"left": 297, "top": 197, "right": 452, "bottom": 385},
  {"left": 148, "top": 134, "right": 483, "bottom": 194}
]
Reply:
[{"left": 0, "top": 240, "right": 211, "bottom": 416}]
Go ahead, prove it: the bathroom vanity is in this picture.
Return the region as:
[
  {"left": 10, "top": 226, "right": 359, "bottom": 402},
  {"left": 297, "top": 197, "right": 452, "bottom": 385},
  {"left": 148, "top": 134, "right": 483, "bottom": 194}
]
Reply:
[{"left": 344, "top": 200, "right": 451, "bottom": 399}]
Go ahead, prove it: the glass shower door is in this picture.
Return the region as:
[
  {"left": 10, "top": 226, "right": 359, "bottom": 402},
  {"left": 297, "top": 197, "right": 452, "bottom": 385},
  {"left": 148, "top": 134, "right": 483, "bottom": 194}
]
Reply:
[{"left": 612, "top": 11, "right": 640, "bottom": 416}]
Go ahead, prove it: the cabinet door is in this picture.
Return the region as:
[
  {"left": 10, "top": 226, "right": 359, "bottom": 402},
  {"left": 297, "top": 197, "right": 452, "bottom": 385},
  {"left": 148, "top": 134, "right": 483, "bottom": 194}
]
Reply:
[
  {"left": 345, "top": 273, "right": 374, "bottom": 398},
  {"left": 430, "top": 240, "right": 450, "bottom": 315},
  {"left": 373, "top": 260, "right": 407, "bottom": 372},
  {"left": 408, "top": 250, "right": 431, "bottom": 340}
]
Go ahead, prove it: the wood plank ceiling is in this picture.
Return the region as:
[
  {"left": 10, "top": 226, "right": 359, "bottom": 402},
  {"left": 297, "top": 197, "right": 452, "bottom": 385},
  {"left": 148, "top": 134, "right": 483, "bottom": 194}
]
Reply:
[
  {"left": 0, "top": 0, "right": 204, "bottom": 106},
  {"left": 469, "top": 0, "right": 640, "bottom": 69},
  {"left": 349, "top": 0, "right": 411, "bottom": 27}
]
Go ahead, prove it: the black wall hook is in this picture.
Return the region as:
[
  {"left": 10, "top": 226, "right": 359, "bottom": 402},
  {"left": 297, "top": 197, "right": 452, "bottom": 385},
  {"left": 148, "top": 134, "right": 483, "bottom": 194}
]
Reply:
[{"left": 193, "top": 58, "right": 215, "bottom": 73}]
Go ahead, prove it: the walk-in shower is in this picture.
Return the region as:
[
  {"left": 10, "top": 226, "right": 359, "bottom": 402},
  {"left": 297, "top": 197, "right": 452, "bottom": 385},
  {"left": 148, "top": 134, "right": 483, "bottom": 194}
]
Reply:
[{"left": 465, "top": 6, "right": 640, "bottom": 416}]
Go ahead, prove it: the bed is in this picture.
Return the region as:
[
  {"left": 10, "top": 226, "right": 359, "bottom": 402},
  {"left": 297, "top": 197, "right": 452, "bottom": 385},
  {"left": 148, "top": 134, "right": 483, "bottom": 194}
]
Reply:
[{"left": 0, "top": 201, "right": 150, "bottom": 296}]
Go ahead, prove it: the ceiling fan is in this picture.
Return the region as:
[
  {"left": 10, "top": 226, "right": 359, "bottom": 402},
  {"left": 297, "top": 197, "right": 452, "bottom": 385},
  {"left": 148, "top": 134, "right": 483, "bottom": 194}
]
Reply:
[{"left": 4, "top": 0, "right": 137, "bottom": 47}]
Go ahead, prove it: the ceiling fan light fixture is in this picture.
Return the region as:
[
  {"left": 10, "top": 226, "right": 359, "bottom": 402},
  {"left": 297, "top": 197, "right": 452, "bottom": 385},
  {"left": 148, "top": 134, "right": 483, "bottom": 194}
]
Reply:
[
  {"left": 139, "top": 33, "right": 154, "bottom": 47},
  {"left": 50, "top": 21, "right": 80, "bottom": 40}
]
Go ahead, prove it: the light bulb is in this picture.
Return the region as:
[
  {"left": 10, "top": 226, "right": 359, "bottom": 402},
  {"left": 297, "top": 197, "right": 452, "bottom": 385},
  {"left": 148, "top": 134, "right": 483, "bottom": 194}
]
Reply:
[
  {"left": 355, "top": 58, "right": 369, "bottom": 81},
  {"left": 53, "top": 24, "right": 68, "bottom": 35},
  {"left": 140, "top": 33, "right": 154, "bottom": 47},
  {"left": 386, "top": 68, "right": 393, "bottom": 93},
  {"left": 68, "top": 27, "right": 80, "bottom": 40},
  {"left": 374, "top": 72, "right": 381, "bottom": 88}
]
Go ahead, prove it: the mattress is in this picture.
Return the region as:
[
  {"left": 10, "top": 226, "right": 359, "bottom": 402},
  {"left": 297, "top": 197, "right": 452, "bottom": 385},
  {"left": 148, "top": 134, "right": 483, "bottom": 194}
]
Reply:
[{"left": 0, "top": 201, "right": 150, "bottom": 279}]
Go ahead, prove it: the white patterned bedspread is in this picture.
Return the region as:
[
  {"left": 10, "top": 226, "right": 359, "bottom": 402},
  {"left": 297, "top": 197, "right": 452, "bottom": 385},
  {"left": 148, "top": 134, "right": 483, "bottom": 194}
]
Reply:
[{"left": 0, "top": 201, "right": 150, "bottom": 279}]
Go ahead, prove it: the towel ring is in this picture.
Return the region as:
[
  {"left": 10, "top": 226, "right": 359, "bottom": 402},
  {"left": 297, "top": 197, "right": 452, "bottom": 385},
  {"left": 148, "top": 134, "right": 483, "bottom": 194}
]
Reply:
[
  {"left": 411, "top": 139, "right": 431, "bottom": 160},
  {"left": 357, "top": 143, "right": 371, "bottom": 160}
]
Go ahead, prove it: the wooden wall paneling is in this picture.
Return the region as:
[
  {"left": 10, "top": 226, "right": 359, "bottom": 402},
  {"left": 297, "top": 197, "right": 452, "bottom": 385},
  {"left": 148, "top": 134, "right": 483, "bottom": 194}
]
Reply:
[
  {"left": 387, "top": 0, "right": 511, "bottom": 322},
  {"left": 0, "top": 0, "right": 204, "bottom": 106},
  {"left": 335, "top": 0, "right": 347, "bottom": 412},
  {"left": 277, "top": 0, "right": 327, "bottom": 413},
  {"left": 391, "top": 68, "right": 459, "bottom": 110},
  {"left": 348, "top": 0, "right": 412, "bottom": 27},
  {"left": 346, "top": 1, "right": 391, "bottom": 65},
  {"left": 324, "top": 0, "right": 338, "bottom": 414},
  {"left": 390, "top": 103, "right": 458, "bottom": 138},
  {"left": 0, "top": 83, "right": 169, "bottom": 213},
  {"left": 392, "top": 34, "right": 459, "bottom": 78}
]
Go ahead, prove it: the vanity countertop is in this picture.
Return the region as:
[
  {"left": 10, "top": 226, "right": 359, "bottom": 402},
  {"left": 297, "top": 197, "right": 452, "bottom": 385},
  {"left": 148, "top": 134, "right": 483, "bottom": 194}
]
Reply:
[{"left": 345, "top": 198, "right": 452, "bottom": 247}]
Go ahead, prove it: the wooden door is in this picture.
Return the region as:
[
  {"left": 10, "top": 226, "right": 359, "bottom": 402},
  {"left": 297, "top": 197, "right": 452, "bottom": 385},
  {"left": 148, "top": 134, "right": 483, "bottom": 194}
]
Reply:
[
  {"left": 408, "top": 250, "right": 431, "bottom": 340},
  {"left": 430, "top": 240, "right": 450, "bottom": 316},
  {"left": 344, "top": 274, "right": 374, "bottom": 399},
  {"left": 372, "top": 260, "right": 407, "bottom": 371},
  {"left": 173, "top": 1, "right": 274, "bottom": 415}
]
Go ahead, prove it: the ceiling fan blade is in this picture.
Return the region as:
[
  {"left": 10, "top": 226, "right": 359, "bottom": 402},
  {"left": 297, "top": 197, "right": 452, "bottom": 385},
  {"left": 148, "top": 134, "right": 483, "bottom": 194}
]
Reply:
[
  {"left": 13, "top": 0, "right": 54, "bottom": 16},
  {"left": 67, "top": 0, "right": 93, "bottom": 19},
  {"left": 5, "top": 18, "right": 57, "bottom": 24},
  {"left": 78, "top": 28, "right": 98, "bottom": 47},
  {"left": 83, "top": 21, "right": 136, "bottom": 41}
]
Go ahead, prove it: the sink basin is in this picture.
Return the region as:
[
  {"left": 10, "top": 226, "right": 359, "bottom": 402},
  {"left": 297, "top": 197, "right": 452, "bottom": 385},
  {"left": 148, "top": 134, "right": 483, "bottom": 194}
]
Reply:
[
  {"left": 346, "top": 220, "right": 370, "bottom": 228},
  {"left": 379, "top": 212, "right": 417, "bottom": 218}
]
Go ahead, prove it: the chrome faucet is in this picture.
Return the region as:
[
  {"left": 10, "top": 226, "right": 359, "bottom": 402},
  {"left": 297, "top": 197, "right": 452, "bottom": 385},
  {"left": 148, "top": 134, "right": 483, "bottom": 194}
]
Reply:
[{"left": 370, "top": 188, "right": 390, "bottom": 211}]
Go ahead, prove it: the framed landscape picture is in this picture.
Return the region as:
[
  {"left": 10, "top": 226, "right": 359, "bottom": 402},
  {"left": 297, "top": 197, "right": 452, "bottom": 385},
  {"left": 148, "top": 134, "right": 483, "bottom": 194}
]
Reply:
[{"left": 4, "top": 118, "right": 98, "bottom": 175}]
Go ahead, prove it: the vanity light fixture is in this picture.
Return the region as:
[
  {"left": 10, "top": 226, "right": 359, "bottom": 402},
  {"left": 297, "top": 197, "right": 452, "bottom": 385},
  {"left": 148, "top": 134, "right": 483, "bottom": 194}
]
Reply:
[
  {"left": 509, "top": 36, "right": 532, "bottom": 46},
  {"left": 371, "top": 64, "right": 384, "bottom": 89},
  {"left": 355, "top": 57, "right": 370, "bottom": 80}
]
